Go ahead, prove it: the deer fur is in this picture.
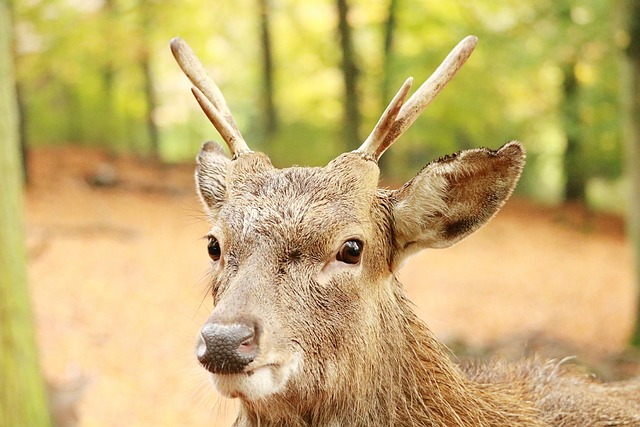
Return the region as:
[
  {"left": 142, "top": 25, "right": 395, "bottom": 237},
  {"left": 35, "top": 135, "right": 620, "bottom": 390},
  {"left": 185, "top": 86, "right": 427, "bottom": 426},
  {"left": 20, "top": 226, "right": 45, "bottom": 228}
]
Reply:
[{"left": 170, "top": 36, "right": 640, "bottom": 426}]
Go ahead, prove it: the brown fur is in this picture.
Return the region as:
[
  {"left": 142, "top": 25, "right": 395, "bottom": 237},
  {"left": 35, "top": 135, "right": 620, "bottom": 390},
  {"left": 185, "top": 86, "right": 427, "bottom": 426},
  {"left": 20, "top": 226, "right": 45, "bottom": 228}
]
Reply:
[
  {"left": 170, "top": 34, "right": 639, "bottom": 425},
  {"left": 190, "top": 142, "right": 640, "bottom": 426}
]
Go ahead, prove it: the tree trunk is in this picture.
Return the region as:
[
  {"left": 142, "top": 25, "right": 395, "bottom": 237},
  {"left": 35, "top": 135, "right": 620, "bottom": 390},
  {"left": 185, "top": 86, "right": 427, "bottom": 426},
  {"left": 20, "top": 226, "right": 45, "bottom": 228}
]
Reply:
[
  {"left": 139, "top": 0, "right": 160, "bottom": 159},
  {"left": 141, "top": 51, "right": 160, "bottom": 157},
  {"left": 621, "top": 0, "right": 640, "bottom": 346},
  {"left": 561, "top": 60, "right": 587, "bottom": 202},
  {"left": 336, "top": 0, "right": 361, "bottom": 148},
  {"left": 8, "top": 0, "right": 28, "bottom": 183},
  {"left": 102, "top": 0, "right": 119, "bottom": 151},
  {"left": 378, "top": 0, "right": 398, "bottom": 175},
  {"left": 15, "top": 66, "right": 28, "bottom": 183},
  {"left": 381, "top": 0, "right": 398, "bottom": 106},
  {"left": 0, "top": 1, "right": 53, "bottom": 425},
  {"left": 258, "top": 0, "right": 278, "bottom": 138}
]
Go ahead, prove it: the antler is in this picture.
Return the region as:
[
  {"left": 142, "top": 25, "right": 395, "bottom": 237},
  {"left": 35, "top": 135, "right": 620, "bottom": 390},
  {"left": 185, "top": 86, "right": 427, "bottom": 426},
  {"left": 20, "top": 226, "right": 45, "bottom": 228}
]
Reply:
[
  {"left": 357, "top": 35, "right": 478, "bottom": 160},
  {"left": 170, "top": 37, "right": 251, "bottom": 157}
]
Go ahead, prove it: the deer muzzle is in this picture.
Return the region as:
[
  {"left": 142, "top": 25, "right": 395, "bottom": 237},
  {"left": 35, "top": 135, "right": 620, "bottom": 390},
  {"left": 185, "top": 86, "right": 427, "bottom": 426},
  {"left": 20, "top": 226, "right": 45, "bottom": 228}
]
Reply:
[{"left": 196, "top": 322, "right": 259, "bottom": 374}]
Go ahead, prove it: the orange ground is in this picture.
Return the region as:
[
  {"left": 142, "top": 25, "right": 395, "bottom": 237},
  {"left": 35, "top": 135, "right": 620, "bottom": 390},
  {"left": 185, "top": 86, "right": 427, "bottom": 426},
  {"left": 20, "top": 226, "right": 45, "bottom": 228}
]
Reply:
[{"left": 25, "top": 146, "right": 637, "bottom": 427}]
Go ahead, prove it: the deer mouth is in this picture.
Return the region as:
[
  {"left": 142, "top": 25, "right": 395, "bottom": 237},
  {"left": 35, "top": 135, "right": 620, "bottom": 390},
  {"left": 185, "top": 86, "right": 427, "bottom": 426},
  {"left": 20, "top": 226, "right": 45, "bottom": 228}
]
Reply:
[{"left": 210, "top": 356, "right": 302, "bottom": 401}]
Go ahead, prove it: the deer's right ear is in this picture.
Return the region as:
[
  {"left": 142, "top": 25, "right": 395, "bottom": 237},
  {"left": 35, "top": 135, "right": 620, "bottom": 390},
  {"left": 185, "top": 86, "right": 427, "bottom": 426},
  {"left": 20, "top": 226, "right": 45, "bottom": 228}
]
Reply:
[
  {"left": 195, "top": 141, "right": 230, "bottom": 213},
  {"left": 391, "top": 142, "right": 524, "bottom": 267}
]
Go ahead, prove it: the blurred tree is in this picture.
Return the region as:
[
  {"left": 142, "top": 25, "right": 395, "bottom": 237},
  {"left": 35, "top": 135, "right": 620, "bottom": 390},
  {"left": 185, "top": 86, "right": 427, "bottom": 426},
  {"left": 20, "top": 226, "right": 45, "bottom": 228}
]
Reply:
[
  {"left": 556, "top": 3, "right": 588, "bottom": 203},
  {"left": 0, "top": 1, "right": 53, "bottom": 425},
  {"left": 8, "top": 0, "right": 28, "bottom": 183},
  {"left": 381, "top": 0, "right": 398, "bottom": 106},
  {"left": 101, "top": 0, "right": 118, "bottom": 149},
  {"left": 555, "top": 1, "right": 620, "bottom": 204},
  {"left": 552, "top": 1, "right": 617, "bottom": 204},
  {"left": 139, "top": 0, "right": 160, "bottom": 158},
  {"left": 378, "top": 0, "right": 398, "bottom": 176},
  {"left": 259, "top": 0, "right": 278, "bottom": 137},
  {"left": 336, "top": 0, "right": 361, "bottom": 147},
  {"left": 621, "top": 0, "right": 640, "bottom": 346},
  {"left": 7, "top": 0, "right": 626, "bottom": 200},
  {"left": 561, "top": 58, "right": 587, "bottom": 201}
]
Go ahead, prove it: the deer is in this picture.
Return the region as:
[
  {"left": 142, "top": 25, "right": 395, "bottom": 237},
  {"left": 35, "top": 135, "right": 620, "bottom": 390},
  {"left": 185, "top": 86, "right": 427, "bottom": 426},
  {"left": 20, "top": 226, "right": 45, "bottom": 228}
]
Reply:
[{"left": 170, "top": 35, "right": 640, "bottom": 426}]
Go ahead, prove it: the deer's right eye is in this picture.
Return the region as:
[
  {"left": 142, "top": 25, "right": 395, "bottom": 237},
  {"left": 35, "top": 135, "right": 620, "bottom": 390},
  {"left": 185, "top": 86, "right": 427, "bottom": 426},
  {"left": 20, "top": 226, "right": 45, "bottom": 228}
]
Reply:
[{"left": 207, "top": 237, "right": 221, "bottom": 261}]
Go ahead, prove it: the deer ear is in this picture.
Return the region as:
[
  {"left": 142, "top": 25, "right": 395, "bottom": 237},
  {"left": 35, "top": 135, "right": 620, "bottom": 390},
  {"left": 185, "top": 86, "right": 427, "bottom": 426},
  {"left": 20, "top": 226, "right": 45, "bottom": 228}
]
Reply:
[
  {"left": 195, "top": 141, "right": 230, "bottom": 213},
  {"left": 392, "top": 142, "right": 524, "bottom": 262}
]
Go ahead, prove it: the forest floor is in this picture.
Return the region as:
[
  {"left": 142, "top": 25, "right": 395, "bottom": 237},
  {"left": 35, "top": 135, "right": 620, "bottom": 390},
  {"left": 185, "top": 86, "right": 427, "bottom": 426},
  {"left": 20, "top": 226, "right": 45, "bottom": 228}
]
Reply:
[{"left": 25, "top": 146, "right": 640, "bottom": 427}]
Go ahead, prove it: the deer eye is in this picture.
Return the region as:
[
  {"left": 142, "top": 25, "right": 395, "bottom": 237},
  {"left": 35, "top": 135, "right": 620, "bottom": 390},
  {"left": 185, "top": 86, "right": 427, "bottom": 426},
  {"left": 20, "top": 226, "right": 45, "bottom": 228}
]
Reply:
[
  {"left": 207, "top": 236, "right": 221, "bottom": 261},
  {"left": 336, "top": 239, "right": 363, "bottom": 265}
]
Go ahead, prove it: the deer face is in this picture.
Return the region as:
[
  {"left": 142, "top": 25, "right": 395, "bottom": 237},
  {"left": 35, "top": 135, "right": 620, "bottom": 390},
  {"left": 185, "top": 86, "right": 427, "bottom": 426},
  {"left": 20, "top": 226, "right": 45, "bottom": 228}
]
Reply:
[
  {"left": 170, "top": 36, "right": 524, "bottom": 405},
  {"left": 195, "top": 149, "right": 390, "bottom": 400},
  {"left": 193, "top": 142, "right": 524, "bottom": 402}
]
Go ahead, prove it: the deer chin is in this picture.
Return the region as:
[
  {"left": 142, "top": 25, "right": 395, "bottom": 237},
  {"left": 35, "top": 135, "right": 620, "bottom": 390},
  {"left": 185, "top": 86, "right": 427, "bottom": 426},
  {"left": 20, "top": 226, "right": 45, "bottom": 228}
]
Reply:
[{"left": 211, "top": 355, "right": 302, "bottom": 401}]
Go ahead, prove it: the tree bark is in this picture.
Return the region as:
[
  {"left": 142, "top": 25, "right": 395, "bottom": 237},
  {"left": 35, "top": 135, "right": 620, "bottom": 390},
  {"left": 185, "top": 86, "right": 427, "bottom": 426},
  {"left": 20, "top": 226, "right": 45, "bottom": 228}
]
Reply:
[
  {"left": 336, "top": 0, "right": 361, "bottom": 148},
  {"left": 381, "top": 0, "right": 398, "bottom": 106},
  {"left": 621, "top": 0, "right": 640, "bottom": 346},
  {"left": 8, "top": 0, "right": 28, "bottom": 183},
  {"left": 102, "top": 0, "right": 119, "bottom": 150},
  {"left": 378, "top": 0, "right": 398, "bottom": 175},
  {"left": 259, "top": 0, "right": 278, "bottom": 138},
  {"left": 561, "top": 60, "right": 587, "bottom": 202},
  {"left": 139, "top": 0, "right": 160, "bottom": 158},
  {"left": 141, "top": 51, "right": 160, "bottom": 157},
  {"left": 15, "top": 79, "right": 28, "bottom": 182},
  {"left": 0, "top": 1, "right": 53, "bottom": 424}
]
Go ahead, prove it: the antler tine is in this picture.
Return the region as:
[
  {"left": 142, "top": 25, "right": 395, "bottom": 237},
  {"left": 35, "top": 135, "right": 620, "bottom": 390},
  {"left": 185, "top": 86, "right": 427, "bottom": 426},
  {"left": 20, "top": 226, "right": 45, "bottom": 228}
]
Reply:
[
  {"left": 359, "top": 35, "right": 478, "bottom": 160},
  {"left": 191, "top": 87, "right": 243, "bottom": 151},
  {"left": 357, "top": 77, "right": 413, "bottom": 159},
  {"left": 170, "top": 37, "right": 251, "bottom": 156}
]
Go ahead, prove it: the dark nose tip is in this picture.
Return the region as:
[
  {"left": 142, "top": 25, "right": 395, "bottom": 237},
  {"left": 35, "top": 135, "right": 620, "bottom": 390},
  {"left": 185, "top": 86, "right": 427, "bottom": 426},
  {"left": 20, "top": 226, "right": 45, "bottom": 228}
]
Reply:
[{"left": 196, "top": 323, "right": 259, "bottom": 374}]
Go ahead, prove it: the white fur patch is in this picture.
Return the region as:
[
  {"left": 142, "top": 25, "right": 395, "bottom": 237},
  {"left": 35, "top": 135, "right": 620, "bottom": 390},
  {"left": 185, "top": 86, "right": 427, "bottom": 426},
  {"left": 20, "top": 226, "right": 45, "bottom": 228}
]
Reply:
[{"left": 211, "top": 354, "right": 302, "bottom": 401}]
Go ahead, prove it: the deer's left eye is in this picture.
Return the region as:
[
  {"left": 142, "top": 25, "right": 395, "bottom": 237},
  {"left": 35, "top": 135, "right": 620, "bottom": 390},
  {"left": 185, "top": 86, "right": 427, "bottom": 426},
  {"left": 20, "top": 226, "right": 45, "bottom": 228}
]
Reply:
[
  {"left": 337, "top": 240, "right": 363, "bottom": 265},
  {"left": 207, "top": 236, "right": 221, "bottom": 261}
]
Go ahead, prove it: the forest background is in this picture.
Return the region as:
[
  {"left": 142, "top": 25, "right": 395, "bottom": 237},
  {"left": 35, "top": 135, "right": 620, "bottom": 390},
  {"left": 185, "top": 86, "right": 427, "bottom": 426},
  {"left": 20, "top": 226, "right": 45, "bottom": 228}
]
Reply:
[
  {"left": 3, "top": 0, "right": 640, "bottom": 425},
  {"left": 12, "top": 0, "right": 633, "bottom": 204}
]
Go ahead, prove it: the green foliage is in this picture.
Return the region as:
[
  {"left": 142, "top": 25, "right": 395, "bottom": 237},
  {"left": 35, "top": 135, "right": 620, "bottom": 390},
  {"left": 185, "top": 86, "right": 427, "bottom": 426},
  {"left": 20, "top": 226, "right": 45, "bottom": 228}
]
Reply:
[{"left": 12, "top": 0, "right": 626, "bottom": 208}]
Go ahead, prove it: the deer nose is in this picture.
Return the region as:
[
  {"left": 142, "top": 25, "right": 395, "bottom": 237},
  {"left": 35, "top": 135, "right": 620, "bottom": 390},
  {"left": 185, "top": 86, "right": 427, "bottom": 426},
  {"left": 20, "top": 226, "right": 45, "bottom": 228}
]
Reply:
[{"left": 196, "top": 323, "right": 259, "bottom": 374}]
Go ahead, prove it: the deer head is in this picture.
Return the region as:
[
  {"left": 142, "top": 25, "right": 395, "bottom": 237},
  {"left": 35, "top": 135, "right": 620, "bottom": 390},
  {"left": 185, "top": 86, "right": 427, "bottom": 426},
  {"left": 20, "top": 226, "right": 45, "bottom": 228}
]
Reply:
[{"left": 171, "top": 36, "right": 525, "bottom": 422}]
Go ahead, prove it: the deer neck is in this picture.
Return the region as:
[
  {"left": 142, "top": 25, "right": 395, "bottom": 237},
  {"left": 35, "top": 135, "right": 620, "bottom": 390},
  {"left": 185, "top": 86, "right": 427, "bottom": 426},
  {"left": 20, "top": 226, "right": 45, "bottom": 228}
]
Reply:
[
  {"left": 348, "top": 285, "right": 542, "bottom": 427},
  {"left": 233, "top": 281, "right": 540, "bottom": 427}
]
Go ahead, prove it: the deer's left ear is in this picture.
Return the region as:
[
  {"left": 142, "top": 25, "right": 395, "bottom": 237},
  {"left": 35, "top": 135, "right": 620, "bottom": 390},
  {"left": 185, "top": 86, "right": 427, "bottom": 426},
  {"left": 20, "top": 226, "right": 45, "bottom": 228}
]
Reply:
[
  {"left": 196, "top": 141, "right": 230, "bottom": 214},
  {"left": 391, "top": 142, "right": 524, "bottom": 264}
]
